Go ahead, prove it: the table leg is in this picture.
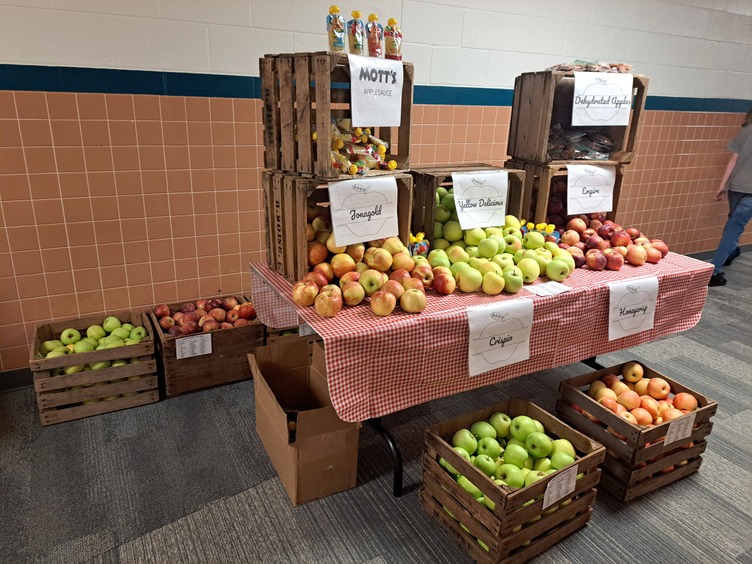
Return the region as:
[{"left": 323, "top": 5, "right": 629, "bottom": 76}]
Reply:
[
  {"left": 368, "top": 417, "right": 403, "bottom": 497},
  {"left": 582, "top": 356, "right": 605, "bottom": 370}
]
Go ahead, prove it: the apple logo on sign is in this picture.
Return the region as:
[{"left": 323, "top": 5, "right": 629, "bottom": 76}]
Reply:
[
  {"left": 613, "top": 284, "right": 652, "bottom": 331},
  {"left": 456, "top": 177, "right": 505, "bottom": 225},
  {"left": 580, "top": 77, "right": 624, "bottom": 122},
  {"left": 339, "top": 183, "right": 394, "bottom": 238},
  {"left": 573, "top": 169, "right": 608, "bottom": 211},
  {"left": 476, "top": 312, "right": 527, "bottom": 364}
]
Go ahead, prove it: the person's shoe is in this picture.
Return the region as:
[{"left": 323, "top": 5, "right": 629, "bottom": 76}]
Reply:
[
  {"left": 724, "top": 247, "right": 741, "bottom": 267},
  {"left": 708, "top": 273, "right": 727, "bottom": 287}
]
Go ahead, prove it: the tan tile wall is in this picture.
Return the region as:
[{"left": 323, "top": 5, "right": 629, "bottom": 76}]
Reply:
[{"left": 0, "top": 91, "right": 749, "bottom": 371}]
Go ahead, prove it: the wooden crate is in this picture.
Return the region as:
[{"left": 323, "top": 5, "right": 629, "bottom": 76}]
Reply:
[
  {"left": 263, "top": 170, "right": 414, "bottom": 282},
  {"left": 505, "top": 159, "right": 625, "bottom": 225},
  {"left": 265, "top": 326, "right": 323, "bottom": 357},
  {"left": 556, "top": 362, "right": 718, "bottom": 502},
  {"left": 422, "top": 398, "right": 605, "bottom": 563},
  {"left": 30, "top": 310, "right": 158, "bottom": 425},
  {"left": 260, "top": 51, "right": 414, "bottom": 179},
  {"left": 147, "top": 296, "right": 265, "bottom": 397},
  {"left": 508, "top": 71, "right": 649, "bottom": 164},
  {"left": 410, "top": 165, "right": 526, "bottom": 239}
]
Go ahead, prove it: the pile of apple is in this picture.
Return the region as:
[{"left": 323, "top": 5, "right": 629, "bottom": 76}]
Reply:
[
  {"left": 439, "top": 412, "right": 578, "bottom": 512},
  {"left": 152, "top": 297, "right": 256, "bottom": 336},
  {"left": 558, "top": 214, "right": 669, "bottom": 271},
  {"left": 575, "top": 361, "right": 700, "bottom": 429}
]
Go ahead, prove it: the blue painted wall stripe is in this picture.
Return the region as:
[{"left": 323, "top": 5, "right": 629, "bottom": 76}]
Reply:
[{"left": 1, "top": 64, "right": 748, "bottom": 113}]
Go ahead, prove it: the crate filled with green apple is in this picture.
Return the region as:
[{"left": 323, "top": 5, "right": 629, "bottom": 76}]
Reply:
[
  {"left": 30, "top": 310, "right": 158, "bottom": 426},
  {"left": 421, "top": 398, "right": 605, "bottom": 564},
  {"left": 556, "top": 361, "right": 717, "bottom": 502},
  {"left": 148, "top": 295, "right": 265, "bottom": 397}
]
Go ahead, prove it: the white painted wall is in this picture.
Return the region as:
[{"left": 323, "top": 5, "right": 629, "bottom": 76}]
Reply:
[{"left": 0, "top": 0, "right": 750, "bottom": 99}]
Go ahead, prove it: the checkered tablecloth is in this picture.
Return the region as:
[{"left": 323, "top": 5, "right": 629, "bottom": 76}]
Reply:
[{"left": 250, "top": 253, "right": 713, "bottom": 423}]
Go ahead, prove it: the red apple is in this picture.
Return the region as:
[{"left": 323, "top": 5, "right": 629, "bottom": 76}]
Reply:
[
  {"left": 303, "top": 271, "right": 329, "bottom": 289},
  {"left": 238, "top": 302, "right": 256, "bottom": 319},
  {"left": 640, "top": 397, "right": 661, "bottom": 420},
  {"left": 647, "top": 377, "right": 671, "bottom": 400},
  {"left": 662, "top": 407, "right": 684, "bottom": 422},
  {"left": 597, "top": 224, "right": 616, "bottom": 240},
  {"left": 610, "top": 230, "right": 631, "bottom": 247},
  {"left": 402, "top": 278, "right": 425, "bottom": 293},
  {"left": 180, "top": 302, "right": 197, "bottom": 313},
  {"left": 630, "top": 407, "right": 653, "bottom": 426},
  {"left": 307, "top": 241, "right": 329, "bottom": 266},
  {"left": 617, "top": 390, "right": 641, "bottom": 410},
  {"left": 345, "top": 243, "right": 365, "bottom": 263},
  {"left": 391, "top": 251, "right": 415, "bottom": 272},
  {"left": 389, "top": 269, "right": 412, "bottom": 284},
  {"left": 589, "top": 219, "right": 603, "bottom": 231},
  {"left": 220, "top": 322, "right": 233, "bottom": 330},
  {"left": 411, "top": 265, "right": 434, "bottom": 289},
  {"left": 338, "top": 271, "right": 360, "bottom": 288},
  {"left": 382, "top": 279, "right": 405, "bottom": 300},
  {"left": 625, "top": 244, "right": 647, "bottom": 266},
  {"left": 226, "top": 309, "right": 240, "bottom": 323},
  {"left": 645, "top": 247, "right": 663, "bottom": 264},
  {"left": 598, "top": 397, "right": 619, "bottom": 413},
  {"left": 159, "top": 316, "right": 175, "bottom": 330},
  {"left": 233, "top": 318, "right": 250, "bottom": 327},
  {"left": 603, "top": 248, "right": 624, "bottom": 271},
  {"left": 173, "top": 312, "right": 185, "bottom": 325},
  {"left": 364, "top": 247, "right": 393, "bottom": 272},
  {"left": 586, "top": 249, "right": 607, "bottom": 271},
  {"left": 650, "top": 239, "right": 669, "bottom": 257},
  {"left": 153, "top": 304, "right": 170, "bottom": 318},
  {"left": 673, "top": 392, "right": 698, "bottom": 412},
  {"left": 202, "top": 319, "right": 219, "bottom": 332},
  {"left": 222, "top": 297, "right": 239, "bottom": 310},
  {"left": 194, "top": 308, "right": 207, "bottom": 319},
  {"left": 626, "top": 227, "right": 641, "bottom": 240},
  {"left": 195, "top": 299, "right": 208, "bottom": 311},
  {"left": 586, "top": 235, "right": 609, "bottom": 250},
  {"left": 433, "top": 272, "right": 456, "bottom": 295},
  {"left": 561, "top": 230, "right": 581, "bottom": 246},
  {"left": 181, "top": 320, "right": 199, "bottom": 334},
  {"left": 581, "top": 228, "right": 597, "bottom": 241},
  {"left": 209, "top": 308, "right": 226, "bottom": 323},
  {"left": 400, "top": 288, "right": 427, "bottom": 313},
  {"left": 312, "top": 262, "right": 334, "bottom": 282},
  {"left": 206, "top": 299, "right": 221, "bottom": 311},
  {"left": 167, "top": 326, "right": 182, "bottom": 337},
  {"left": 341, "top": 281, "right": 366, "bottom": 306},
  {"left": 314, "top": 288, "right": 342, "bottom": 318},
  {"left": 370, "top": 290, "right": 397, "bottom": 317},
  {"left": 566, "top": 217, "right": 587, "bottom": 233}
]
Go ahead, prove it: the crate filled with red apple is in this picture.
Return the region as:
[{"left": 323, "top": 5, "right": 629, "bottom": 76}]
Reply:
[
  {"left": 421, "top": 399, "right": 604, "bottom": 563},
  {"left": 29, "top": 310, "right": 158, "bottom": 426},
  {"left": 148, "top": 296, "right": 265, "bottom": 397},
  {"left": 555, "top": 361, "right": 717, "bottom": 502}
]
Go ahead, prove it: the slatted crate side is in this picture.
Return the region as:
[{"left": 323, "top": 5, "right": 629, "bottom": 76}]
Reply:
[
  {"left": 260, "top": 56, "right": 281, "bottom": 170},
  {"left": 294, "top": 53, "right": 313, "bottom": 174},
  {"left": 30, "top": 310, "right": 155, "bottom": 372},
  {"left": 34, "top": 356, "right": 156, "bottom": 394},
  {"left": 37, "top": 373, "right": 158, "bottom": 410},
  {"left": 39, "top": 389, "right": 160, "bottom": 426},
  {"left": 508, "top": 71, "right": 649, "bottom": 164},
  {"left": 599, "top": 456, "right": 703, "bottom": 502},
  {"left": 602, "top": 439, "right": 708, "bottom": 486},
  {"left": 262, "top": 170, "right": 275, "bottom": 272}
]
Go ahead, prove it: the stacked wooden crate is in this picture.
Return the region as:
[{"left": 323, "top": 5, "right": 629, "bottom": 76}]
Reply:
[{"left": 505, "top": 71, "right": 649, "bottom": 224}]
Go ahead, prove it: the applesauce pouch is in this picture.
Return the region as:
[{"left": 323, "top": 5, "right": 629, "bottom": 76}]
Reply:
[
  {"left": 366, "top": 13, "right": 383, "bottom": 58},
  {"left": 326, "top": 5, "right": 346, "bottom": 53},
  {"left": 347, "top": 11, "right": 365, "bottom": 55},
  {"left": 384, "top": 18, "right": 402, "bottom": 61}
]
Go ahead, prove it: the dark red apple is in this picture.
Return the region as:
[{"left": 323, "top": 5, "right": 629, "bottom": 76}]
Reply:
[
  {"left": 610, "top": 230, "right": 632, "bottom": 247},
  {"left": 233, "top": 318, "right": 250, "bottom": 327},
  {"left": 626, "top": 227, "right": 641, "bottom": 240},
  {"left": 586, "top": 235, "right": 607, "bottom": 250},
  {"left": 238, "top": 303, "right": 255, "bottom": 320},
  {"left": 581, "top": 228, "right": 597, "bottom": 241},
  {"left": 226, "top": 309, "right": 240, "bottom": 323},
  {"left": 589, "top": 219, "right": 603, "bottom": 231},
  {"left": 153, "top": 304, "right": 170, "bottom": 318},
  {"left": 573, "top": 254, "right": 587, "bottom": 269},
  {"left": 586, "top": 250, "right": 607, "bottom": 271},
  {"left": 205, "top": 299, "right": 221, "bottom": 311},
  {"left": 181, "top": 320, "right": 198, "bottom": 334},
  {"left": 167, "top": 326, "right": 182, "bottom": 336},
  {"left": 180, "top": 302, "right": 197, "bottom": 313},
  {"left": 222, "top": 297, "right": 239, "bottom": 310},
  {"left": 159, "top": 316, "right": 175, "bottom": 330},
  {"left": 603, "top": 248, "right": 624, "bottom": 270},
  {"left": 195, "top": 299, "right": 208, "bottom": 310},
  {"left": 597, "top": 224, "right": 616, "bottom": 239}
]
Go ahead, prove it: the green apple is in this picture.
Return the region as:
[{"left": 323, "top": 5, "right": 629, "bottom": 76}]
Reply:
[
  {"left": 489, "top": 234, "right": 507, "bottom": 251},
  {"left": 503, "top": 227, "right": 523, "bottom": 239},
  {"left": 488, "top": 412, "right": 512, "bottom": 438},
  {"left": 551, "top": 439, "right": 576, "bottom": 459},
  {"left": 440, "top": 193, "right": 456, "bottom": 212},
  {"left": 63, "top": 364, "right": 86, "bottom": 375},
  {"left": 502, "top": 444, "right": 528, "bottom": 468},
  {"left": 555, "top": 251, "right": 576, "bottom": 273},
  {"left": 504, "top": 235, "right": 522, "bottom": 253},
  {"left": 442, "top": 220, "right": 463, "bottom": 242},
  {"left": 100, "top": 335, "right": 123, "bottom": 345},
  {"left": 435, "top": 205, "right": 451, "bottom": 224},
  {"left": 433, "top": 238, "right": 450, "bottom": 251},
  {"left": 86, "top": 325, "right": 106, "bottom": 341},
  {"left": 525, "top": 432, "right": 553, "bottom": 459},
  {"left": 464, "top": 228, "right": 487, "bottom": 246},
  {"left": 510, "top": 415, "right": 537, "bottom": 442},
  {"left": 102, "top": 316, "right": 122, "bottom": 333},
  {"left": 73, "top": 340, "right": 95, "bottom": 354},
  {"left": 46, "top": 348, "right": 69, "bottom": 359},
  {"left": 477, "top": 437, "right": 502, "bottom": 460},
  {"left": 110, "top": 327, "right": 131, "bottom": 340},
  {"left": 447, "top": 246, "right": 470, "bottom": 264},
  {"left": 477, "top": 237, "right": 499, "bottom": 258},
  {"left": 456, "top": 475, "right": 483, "bottom": 499},
  {"left": 450, "top": 261, "right": 471, "bottom": 278},
  {"left": 83, "top": 337, "right": 99, "bottom": 347},
  {"left": 481, "top": 496, "right": 495, "bottom": 512},
  {"left": 125, "top": 338, "right": 142, "bottom": 345},
  {"left": 60, "top": 328, "right": 81, "bottom": 345},
  {"left": 464, "top": 246, "right": 479, "bottom": 260},
  {"left": 478, "top": 262, "right": 502, "bottom": 276},
  {"left": 544, "top": 241, "right": 560, "bottom": 255},
  {"left": 436, "top": 186, "right": 448, "bottom": 200},
  {"left": 517, "top": 258, "right": 541, "bottom": 283},
  {"left": 467, "top": 257, "right": 487, "bottom": 270},
  {"left": 494, "top": 463, "right": 525, "bottom": 488},
  {"left": 428, "top": 249, "right": 448, "bottom": 263},
  {"left": 533, "top": 457, "right": 552, "bottom": 472},
  {"left": 502, "top": 266, "right": 524, "bottom": 294},
  {"left": 88, "top": 360, "right": 111, "bottom": 370},
  {"left": 429, "top": 255, "right": 451, "bottom": 269},
  {"left": 534, "top": 254, "right": 552, "bottom": 272},
  {"left": 120, "top": 322, "right": 135, "bottom": 333},
  {"left": 522, "top": 231, "right": 545, "bottom": 249},
  {"left": 473, "top": 454, "right": 497, "bottom": 477},
  {"left": 506, "top": 438, "right": 525, "bottom": 449},
  {"left": 491, "top": 253, "right": 515, "bottom": 270},
  {"left": 504, "top": 215, "right": 521, "bottom": 229},
  {"left": 39, "top": 339, "right": 64, "bottom": 356},
  {"left": 111, "top": 359, "right": 129, "bottom": 367},
  {"left": 485, "top": 227, "right": 504, "bottom": 238},
  {"left": 457, "top": 268, "right": 483, "bottom": 293},
  {"left": 532, "top": 419, "right": 545, "bottom": 434},
  {"left": 523, "top": 457, "right": 534, "bottom": 469},
  {"left": 105, "top": 340, "right": 126, "bottom": 349},
  {"left": 482, "top": 271, "right": 505, "bottom": 295},
  {"left": 471, "top": 420, "right": 497, "bottom": 440},
  {"left": 551, "top": 451, "right": 575, "bottom": 470},
  {"left": 524, "top": 470, "right": 548, "bottom": 487},
  {"left": 129, "top": 327, "right": 148, "bottom": 341},
  {"left": 452, "top": 428, "right": 478, "bottom": 455},
  {"left": 546, "top": 259, "right": 571, "bottom": 282}
]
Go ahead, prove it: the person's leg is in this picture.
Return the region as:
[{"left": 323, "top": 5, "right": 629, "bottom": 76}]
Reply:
[{"left": 711, "top": 192, "right": 752, "bottom": 275}]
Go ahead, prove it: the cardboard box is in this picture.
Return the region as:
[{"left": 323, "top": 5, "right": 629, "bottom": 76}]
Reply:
[{"left": 249, "top": 341, "right": 360, "bottom": 505}]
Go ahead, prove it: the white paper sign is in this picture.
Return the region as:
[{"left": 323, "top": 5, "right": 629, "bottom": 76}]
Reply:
[
  {"left": 566, "top": 164, "right": 615, "bottom": 215},
  {"left": 176, "top": 333, "right": 212, "bottom": 359},
  {"left": 451, "top": 170, "right": 508, "bottom": 230},
  {"left": 348, "top": 54, "right": 404, "bottom": 127},
  {"left": 572, "top": 72, "right": 633, "bottom": 126},
  {"left": 524, "top": 281, "right": 571, "bottom": 297},
  {"left": 543, "top": 466, "right": 577, "bottom": 510},
  {"left": 328, "top": 176, "right": 399, "bottom": 247},
  {"left": 608, "top": 276, "right": 659, "bottom": 340},
  {"left": 467, "top": 299, "right": 533, "bottom": 377},
  {"left": 664, "top": 412, "right": 697, "bottom": 446}
]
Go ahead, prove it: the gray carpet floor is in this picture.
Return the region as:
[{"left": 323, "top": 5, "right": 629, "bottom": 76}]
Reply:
[{"left": 1, "top": 255, "right": 750, "bottom": 564}]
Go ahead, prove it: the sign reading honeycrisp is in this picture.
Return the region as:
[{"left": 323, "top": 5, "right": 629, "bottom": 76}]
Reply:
[
  {"left": 572, "top": 72, "right": 633, "bottom": 126},
  {"left": 608, "top": 276, "right": 659, "bottom": 340},
  {"left": 452, "top": 170, "right": 508, "bottom": 230},
  {"left": 328, "top": 176, "right": 399, "bottom": 247},
  {"left": 349, "top": 54, "right": 404, "bottom": 127},
  {"left": 467, "top": 299, "right": 533, "bottom": 377},
  {"left": 566, "top": 164, "right": 615, "bottom": 216}
]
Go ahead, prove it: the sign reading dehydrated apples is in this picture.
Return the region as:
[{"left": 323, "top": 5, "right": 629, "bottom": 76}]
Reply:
[
  {"left": 608, "top": 276, "right": 658, "bottom": 340},
  {"left": 466, "top": 299, "right": 533, "bottom": 377},
  {"left": 566, "top": 164, "right": 615, "bottom": 215},
  {"left": 328, "top": 176, "right": 399, "bottom": 247},
  {"left": 572, "top": 72, "right": 633, "bottom": 126},
  {"left": 452, "top": 170, "right": 508, "bottom": 230}
]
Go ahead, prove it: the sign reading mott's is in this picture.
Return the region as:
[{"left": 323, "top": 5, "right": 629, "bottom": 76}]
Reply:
[{"left": 349, "top": 54, "right": 403, "bottom": 127}]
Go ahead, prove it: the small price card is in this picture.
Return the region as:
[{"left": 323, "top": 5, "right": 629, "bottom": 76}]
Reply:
[
  {"left": 176, "top": 333, "right": 212, "bottom": 359},
  {"left": 664, "top": 412, "right": 697, "bottom": 446},
  {"left": 348, "top": 54, "right": 404, "bottom": 127},
  {"left": 572, "top": 72, "right": 633, "bottom": 126},
  {"left": 608, "top": 276, "right": 658, "bottom": 340},
  {"left": 452, "top": 170, "right": 508, "bottom": 230},
  {"left": 566, "top": 164, "right": 615, "bottom": 216},
  {"left": 543, "top": 466, "right": 577, "bottom": 510},
  {"left": 328, "top": 176, "right": 399, "bottom": 247},
  {"left": 466, "top": 299, "right": 533, "bottom": 377},
  {"left": 524, "top": 281, "right": 571, "bottom": 297}
]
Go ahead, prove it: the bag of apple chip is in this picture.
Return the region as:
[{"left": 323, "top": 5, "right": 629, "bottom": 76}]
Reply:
[
  {"left": 366, "top": 13, "right": 384, "bottom": 58},
  {"left": 366, "top": 133, "right": 389, "bottom": 153},
  {"left": 326, "top": 5, "right": 346, "bottom": 53},
  {"left": 329, "top": 150, "right": 352, "bottom": 172},
  {"left": 347, "top": 10, "right": 365, "bottom": 55},
  {"left": 384, "top": 18, "right": 402, "bottom": 61}
]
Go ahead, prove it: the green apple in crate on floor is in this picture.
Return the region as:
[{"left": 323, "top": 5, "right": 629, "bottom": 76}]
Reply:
[
  {"left": 39, "top": 315, "right": 150, "bottom": 359},
  {"left": 152, "top": 297, "right": 257, "bottom": 336}
]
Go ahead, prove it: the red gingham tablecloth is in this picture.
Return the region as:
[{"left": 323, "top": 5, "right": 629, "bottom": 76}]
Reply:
[{"left": 250, "top": 253, "right": 712, "bottom": 423}]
